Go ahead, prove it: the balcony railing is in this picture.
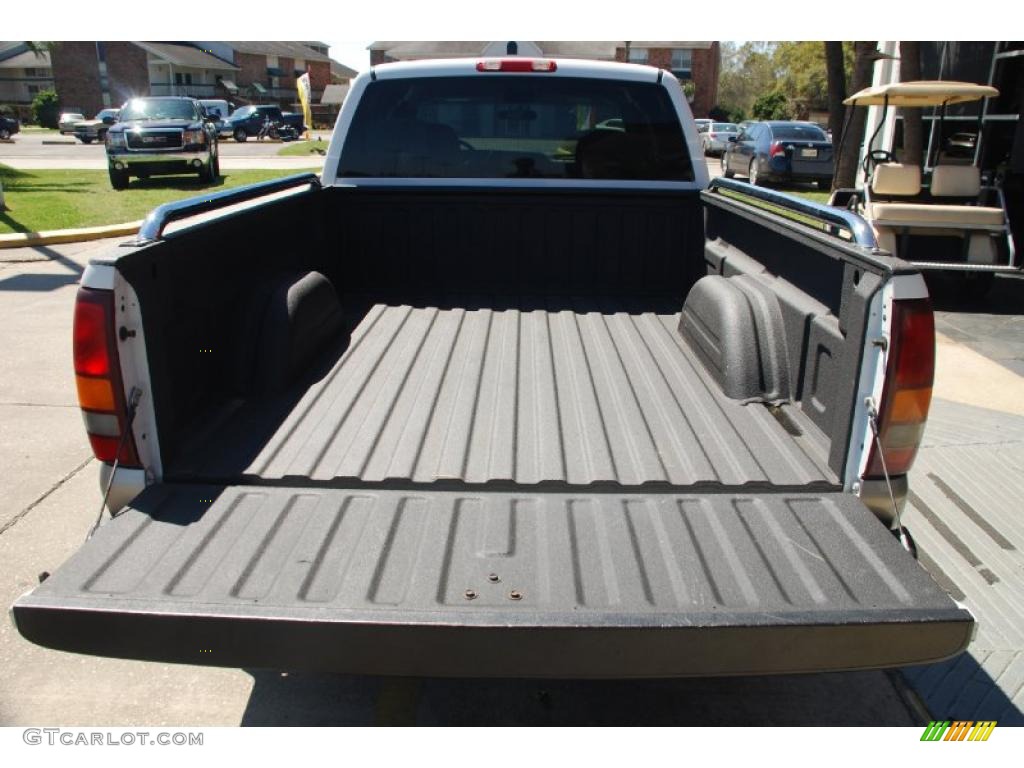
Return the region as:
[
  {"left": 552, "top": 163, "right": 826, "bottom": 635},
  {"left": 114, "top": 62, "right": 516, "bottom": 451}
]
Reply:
[{"left": 149, "top": 83, "right": 218, "bottom": 98}]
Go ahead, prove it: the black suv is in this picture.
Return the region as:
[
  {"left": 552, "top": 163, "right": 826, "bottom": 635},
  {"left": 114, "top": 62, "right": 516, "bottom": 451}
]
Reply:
[
  {"left": 0, "top": 113, "right": 20, "bottom": 141},
  {"left": 104, "top": 97, "right": 220, "bottom": 189}
]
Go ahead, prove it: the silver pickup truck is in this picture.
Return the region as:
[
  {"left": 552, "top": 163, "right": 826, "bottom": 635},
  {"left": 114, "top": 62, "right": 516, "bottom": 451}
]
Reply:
[{"left": 13, "top": 57, "right": 972, "bottom": 678}]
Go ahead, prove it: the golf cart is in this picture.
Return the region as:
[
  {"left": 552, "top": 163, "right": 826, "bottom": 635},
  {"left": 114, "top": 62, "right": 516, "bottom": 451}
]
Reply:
[{"left": 829, "top": 81, "right": 1017, "bottom": 297}]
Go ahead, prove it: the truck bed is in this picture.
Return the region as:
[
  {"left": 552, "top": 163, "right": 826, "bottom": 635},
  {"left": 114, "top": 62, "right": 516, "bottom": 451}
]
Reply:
[{"left": 175, "top": 299, "right": 836, "bottom": 490}]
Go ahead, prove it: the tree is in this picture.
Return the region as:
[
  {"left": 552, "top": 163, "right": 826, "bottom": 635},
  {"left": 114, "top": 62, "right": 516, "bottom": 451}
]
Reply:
[
  {"left": 717, "top": 42, "right": 780, "bottom": 118},
  {"left": 31, "top": 89, "right": 60, "bottom": 129},
  {"left": 775, "top": 42, "right": 855, "bottom": 119},
  {"left": 833, "top": 42, "right": 879, "bottom": 189},
  {"left": 824, "top": 42, "right": 847, "bottom": 154},
  {"left": 708, "top": 105, "right": 731, "bottom": 122},
  {"left": 751, "top": 90, "right": 792, "bottom": 120},
  {"left": 900, "top": 41, "right": 924, "bottom": 168}
]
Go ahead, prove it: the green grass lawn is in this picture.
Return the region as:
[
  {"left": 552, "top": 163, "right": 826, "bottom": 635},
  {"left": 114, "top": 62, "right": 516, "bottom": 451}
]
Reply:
[
  {"left": 0, "top": 165, "right": 311, "bottom": 234},
  {"left": 277, "top": 139, "right": 329, "bottom": 158},
  {"left": 19, "top": 126, "right": 59, "bottom": 133}
]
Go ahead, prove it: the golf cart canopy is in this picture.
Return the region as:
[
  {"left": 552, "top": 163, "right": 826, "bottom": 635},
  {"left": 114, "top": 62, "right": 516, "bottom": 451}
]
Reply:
[{"left": 844, "top": 81, "right": 998, "bottom": 107}]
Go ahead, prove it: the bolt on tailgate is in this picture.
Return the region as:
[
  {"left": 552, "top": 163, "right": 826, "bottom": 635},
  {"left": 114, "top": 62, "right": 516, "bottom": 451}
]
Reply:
[{"left": 12, "top": 484, "right": 972, "bottom": 677}]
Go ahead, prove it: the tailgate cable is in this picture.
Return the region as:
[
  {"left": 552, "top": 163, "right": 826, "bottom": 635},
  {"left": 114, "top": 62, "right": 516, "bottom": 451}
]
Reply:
[
  {"left": 87, "top": 386, "right": 142, "bottom": 540},
  {"left": 865, "top": 396, "right": 916, "bottom": 557}
]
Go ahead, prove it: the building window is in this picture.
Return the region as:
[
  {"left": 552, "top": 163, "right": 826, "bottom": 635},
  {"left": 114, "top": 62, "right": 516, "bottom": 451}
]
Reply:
[
  {"left": 671, "top": 49, "right": 692, "bottom": 76},
  {"left": 27, "top": 84, "right": 41, "bottom": 95},
  {"left": 174, "top": 72, "right": 193, "bottom": 85},
  {"left": 628, "top": 47, "right": 648, "bottom": 65}
]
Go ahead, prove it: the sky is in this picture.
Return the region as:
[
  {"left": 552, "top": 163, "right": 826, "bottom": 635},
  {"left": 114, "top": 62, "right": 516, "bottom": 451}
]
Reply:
[{"left": 323, "top": 41, "right": 374, "bottom": 73}]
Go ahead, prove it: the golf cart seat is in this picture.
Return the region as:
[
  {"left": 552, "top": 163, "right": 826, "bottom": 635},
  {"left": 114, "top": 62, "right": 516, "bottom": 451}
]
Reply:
[{"left": 868, "top": 163, "right": 1005, "bottom": 231}]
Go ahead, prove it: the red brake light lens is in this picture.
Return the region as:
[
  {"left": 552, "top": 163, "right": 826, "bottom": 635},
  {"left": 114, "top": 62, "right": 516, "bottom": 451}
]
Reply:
[
  {"left": 73, "top": 287, "right": 141, "bottom": 467},
  {"left": 476, "top": 59, "right": 557, "bottom": 73},
  {"left": 73, "top": 299, "right": 110, "bottom": 376},
  {"left": 769, "top": 141, "right": 786, "bottom": 158},
  {"left": 864, "top": 298, "right": 935, "bottom": 478}
]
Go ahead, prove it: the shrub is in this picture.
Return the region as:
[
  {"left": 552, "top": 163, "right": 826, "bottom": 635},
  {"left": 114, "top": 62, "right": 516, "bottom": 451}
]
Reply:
[
  {"left": 751, "top": 90, "right": 792, "bottom": 121},
  {"left": 31, "top": 89, "right": 60, "bottom": 128}
]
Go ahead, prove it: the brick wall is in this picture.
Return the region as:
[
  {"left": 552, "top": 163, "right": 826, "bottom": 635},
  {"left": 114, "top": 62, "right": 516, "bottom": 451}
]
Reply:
[
  {"left": 51, "top": 42, "right": 162, "bottom": 115},
  {"left": 613, "top": 44, "right": 721, "bottom": 118},
  {"left": 690, "top": 43, "right": 720, "bottom": 118},
  {"left": 104, "top": 42, "right": 149, "bottom": 106},
  {"left": 308, "top": 60, "right": 330, "bottom": 91},
  {"left": 235, "top": 52, "right": 267, "bottom": 90},
  {"left": 49, "top": 42, "right": 103, "bottom": 116},
  {"left": 278, "top": 56, "right": 295, "bottom": 89}
]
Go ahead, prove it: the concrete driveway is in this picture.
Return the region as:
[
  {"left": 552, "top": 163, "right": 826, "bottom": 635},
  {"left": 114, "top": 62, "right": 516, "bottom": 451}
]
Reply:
[{"left": 1, "top": 236, "right": 1022, "bottom": 725}]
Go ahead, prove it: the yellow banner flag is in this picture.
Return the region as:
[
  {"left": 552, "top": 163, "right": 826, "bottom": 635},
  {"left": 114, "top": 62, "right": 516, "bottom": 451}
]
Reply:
[{"left": 297, "top": 72, "right": 313, "bottom": 140}]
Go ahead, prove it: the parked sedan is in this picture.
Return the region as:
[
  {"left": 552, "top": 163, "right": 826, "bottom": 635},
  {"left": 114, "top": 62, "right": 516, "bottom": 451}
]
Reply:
[
  {"left": 722, "top": 120, "right": 834, "bottom": 188},
  {"left": 59, "top": 111, "right": 85, "bottom": 135},
  {"left": 73, "top": 108, "right": 119, "bottom": 144},
  {"left": 0, "top": 114, "right": 19, "bottom": 140},
  {"left": 702, "top": 122, "right": 739, "bottom": 155}
]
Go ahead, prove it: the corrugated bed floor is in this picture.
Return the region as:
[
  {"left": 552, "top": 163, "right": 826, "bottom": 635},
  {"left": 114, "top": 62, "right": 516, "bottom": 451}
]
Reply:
[{"left": 235, "top": 301, "right": 835, "bottom": 489}]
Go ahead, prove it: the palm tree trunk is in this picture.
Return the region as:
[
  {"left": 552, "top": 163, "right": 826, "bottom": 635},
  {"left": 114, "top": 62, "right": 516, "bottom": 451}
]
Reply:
[
  {"left": 899, "top": 41, "right": 923, "bottom": 167},
  {"left": 834, "top": 41, "right": 878, "bottom": 189},
  {"left": 824, "top": 42, "right": 847, "bottom": 154}
]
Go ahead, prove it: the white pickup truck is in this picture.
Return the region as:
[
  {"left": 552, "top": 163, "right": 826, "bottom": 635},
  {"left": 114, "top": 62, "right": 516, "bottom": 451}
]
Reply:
[{"left": 13, "top": 57, "right": 972, "bottom": 677}]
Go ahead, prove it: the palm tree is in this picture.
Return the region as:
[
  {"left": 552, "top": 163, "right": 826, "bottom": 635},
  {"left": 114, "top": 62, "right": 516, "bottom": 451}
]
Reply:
[
  {"left": 832, "top": 41, "right": 879, "bottom": 189},
  {"left": 899, "top": 42, "right": 923, "bottom": 168}
]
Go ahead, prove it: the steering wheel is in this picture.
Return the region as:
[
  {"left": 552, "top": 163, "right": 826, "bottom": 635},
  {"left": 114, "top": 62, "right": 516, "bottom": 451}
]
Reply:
[
  {"left": 863, "top": 148, "right": 896, "bottom": 174},
  {"left": 458, "top": 139, "right": 474, "bottom": 152}
]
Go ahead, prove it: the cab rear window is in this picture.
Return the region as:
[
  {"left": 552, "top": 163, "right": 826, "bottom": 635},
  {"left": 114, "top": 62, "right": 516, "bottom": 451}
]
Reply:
[{"left": 337, "top": 76, "right": 694, "bottom": 181}]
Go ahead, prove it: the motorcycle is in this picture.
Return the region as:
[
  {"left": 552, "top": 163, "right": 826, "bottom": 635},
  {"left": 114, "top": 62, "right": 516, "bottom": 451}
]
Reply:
[{"left": 257, "top": 118, "right": 301, "bottom": 143}]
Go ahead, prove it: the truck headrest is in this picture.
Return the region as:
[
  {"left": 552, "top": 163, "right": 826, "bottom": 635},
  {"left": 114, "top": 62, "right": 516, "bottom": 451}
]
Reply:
[
  {"left": 931, "top": 165, "right": 981, "bottom": 197},
  {"left": 871, "top": 163, "right": 921, "bottom": 196}
]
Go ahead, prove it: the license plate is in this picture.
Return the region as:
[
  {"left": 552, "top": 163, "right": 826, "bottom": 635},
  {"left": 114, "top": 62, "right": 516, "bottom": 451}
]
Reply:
[{"left": 801, "top": 148, "right": 818, "bottom": 158}]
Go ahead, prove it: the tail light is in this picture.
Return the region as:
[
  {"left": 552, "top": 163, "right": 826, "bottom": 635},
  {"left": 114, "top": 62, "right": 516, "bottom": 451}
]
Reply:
[
  {"left": 73, "top": 287, "right": 140, "bottom": 466},
  {"left": 864, "top": 298, "right": 935, "bottom": 478},
  {"left": 769, "top": 141, "right": 787, "bottom": 158},
  {"left": 476, "top": 58, "right": 557, "bottom": 72}
]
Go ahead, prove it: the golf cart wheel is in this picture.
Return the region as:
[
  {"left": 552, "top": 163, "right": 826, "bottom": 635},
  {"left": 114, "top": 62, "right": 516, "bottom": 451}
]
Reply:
[
  {"left": 749, "top": 160, "right": 762, "bottom": 186},
  {"left": 109, "top": 167, "right": 129, "bottom": 190},
  {"left": 234, "top": 128, "right": 247, "bottom": 143}
]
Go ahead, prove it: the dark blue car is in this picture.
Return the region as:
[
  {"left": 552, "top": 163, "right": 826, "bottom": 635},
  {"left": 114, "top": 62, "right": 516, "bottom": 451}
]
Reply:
[
  {"left": 224, "top": 105, "right": 306, "bottom": 142},
  {"left": 722, "top": 121, "right": 834, "bottom": 188}
]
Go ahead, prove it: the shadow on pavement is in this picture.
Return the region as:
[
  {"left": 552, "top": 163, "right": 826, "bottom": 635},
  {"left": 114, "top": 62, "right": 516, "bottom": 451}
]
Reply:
[
  {"left": 902, "top": 651, "right": 1024, "bottom": 726},
  {"left": 240, "top": 669, "right": 922, "bottom": 726},
  {"left": 0, "top": 272, "right": 80, "bottom": 292},
  {"left": 0, "top": 242, "right": 85, "bottom": 292},
  {"left": 928, "top": 272, "right": 1024, "bottom": 315}
]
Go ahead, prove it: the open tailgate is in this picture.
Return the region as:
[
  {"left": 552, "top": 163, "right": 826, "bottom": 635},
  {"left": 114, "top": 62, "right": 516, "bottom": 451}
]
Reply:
[{"left": 12, "top": 484, "right": 972, "bottom": 677}]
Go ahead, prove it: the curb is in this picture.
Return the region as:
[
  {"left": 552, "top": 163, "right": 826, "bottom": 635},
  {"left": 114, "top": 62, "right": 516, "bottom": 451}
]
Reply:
[{"left": 0, "top": 221, "right": 142, "bottom": 249}]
